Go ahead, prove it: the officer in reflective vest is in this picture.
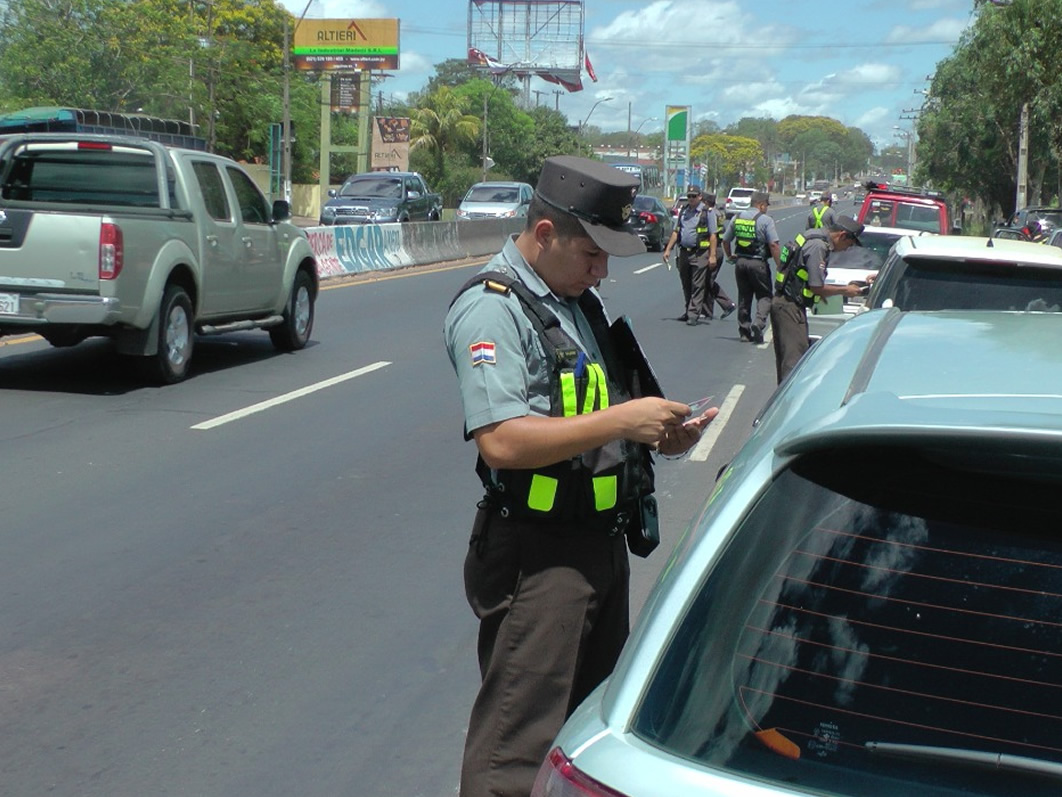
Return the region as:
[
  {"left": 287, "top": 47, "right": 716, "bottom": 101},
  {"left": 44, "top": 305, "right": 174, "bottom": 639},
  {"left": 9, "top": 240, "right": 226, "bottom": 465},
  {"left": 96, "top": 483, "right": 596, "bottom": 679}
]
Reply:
[
  {"left": 662, "top": 185, "right": 717, "bottom": 325},
  {"left": 769, "top": 215, "right": 865, "bottom": 383},
  {"left": 807, "top": 190, "right": 835, "bottom": 229},
  {"left": 444, "top": 156, "right": 718, "bottom": 797},
  {"left": 721, "top": 191, "right": 781, "bottom": 343}
]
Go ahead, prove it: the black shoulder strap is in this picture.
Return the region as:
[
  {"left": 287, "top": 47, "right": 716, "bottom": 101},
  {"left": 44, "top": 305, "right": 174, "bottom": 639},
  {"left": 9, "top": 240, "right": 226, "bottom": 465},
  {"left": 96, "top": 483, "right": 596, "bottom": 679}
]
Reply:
[{"left": 452, "top": 270, "right": 577, "bottom": 361}]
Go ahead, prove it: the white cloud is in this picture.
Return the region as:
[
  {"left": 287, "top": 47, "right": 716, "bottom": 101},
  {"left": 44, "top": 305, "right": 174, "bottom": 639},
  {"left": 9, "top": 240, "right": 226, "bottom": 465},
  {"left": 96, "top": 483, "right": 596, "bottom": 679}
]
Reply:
[
  {"left": 886, "top": 17, "right": 968, "bottom": 44},
  {"left": 855, "top": 107, "right": 890, "bottom": 129},
  {"left": 278, "top": 0, "right": 387, "bottom": 18}
]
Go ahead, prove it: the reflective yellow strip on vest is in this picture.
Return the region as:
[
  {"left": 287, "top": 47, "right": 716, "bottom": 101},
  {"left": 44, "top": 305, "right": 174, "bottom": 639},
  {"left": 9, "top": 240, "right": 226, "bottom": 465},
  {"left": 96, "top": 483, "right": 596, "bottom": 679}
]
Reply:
[
  {"left": 592, "top": 475, "right": 618, "bottom": 511},
  {"left": 528, "top": 474, "right": 558, "bottom": 512},
  {"left": 560, "top": 371, "right": 577, "bottom": 418},
  {"left": 812, "top": 206, "right": 827, "bottom": 228},
  {"left": 590, "top": 363, "right": 609, "bottom": 409},
  {"left": 582, "top": 363, "right": 598, "bottom": 415}
]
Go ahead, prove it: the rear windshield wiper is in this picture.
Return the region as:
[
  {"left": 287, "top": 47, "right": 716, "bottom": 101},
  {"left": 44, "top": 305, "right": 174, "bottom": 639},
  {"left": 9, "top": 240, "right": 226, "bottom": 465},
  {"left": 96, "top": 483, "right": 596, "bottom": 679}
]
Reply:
[{"left": 866, "top": 742, "right": 1062, "bottom": 779}]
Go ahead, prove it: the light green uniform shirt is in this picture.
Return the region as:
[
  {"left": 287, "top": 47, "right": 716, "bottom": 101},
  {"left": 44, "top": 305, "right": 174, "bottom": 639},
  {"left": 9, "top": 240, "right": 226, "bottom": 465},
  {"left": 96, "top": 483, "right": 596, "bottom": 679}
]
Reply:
[{"left": 444, "top": 235, "right": 608, "bottom": 435}]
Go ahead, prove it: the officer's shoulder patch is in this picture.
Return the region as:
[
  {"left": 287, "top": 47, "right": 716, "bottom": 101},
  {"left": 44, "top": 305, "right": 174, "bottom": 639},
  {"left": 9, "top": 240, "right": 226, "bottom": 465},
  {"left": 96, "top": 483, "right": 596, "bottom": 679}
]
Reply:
[{"left": 469, "top": 341, "right": 497, "bottom": 366}]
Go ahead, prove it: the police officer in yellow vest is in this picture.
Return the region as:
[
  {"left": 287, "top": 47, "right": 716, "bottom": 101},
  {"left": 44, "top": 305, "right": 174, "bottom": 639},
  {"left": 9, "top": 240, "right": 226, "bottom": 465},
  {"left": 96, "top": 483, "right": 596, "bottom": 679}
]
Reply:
[
  {"left": 444, "top": 156, "right": 718, "bottom": 797},
  {"left": 662, "top": 185, "right": 716, "bottom": 325},
  {"left": 807, "top": 189, "right": 835, "bottom": 229},
  {"left": 769, "top": 215, "right": 865, "bottom": 383},
  {"left": 721, "top": 191, "right": 780, "bottom": 343}
]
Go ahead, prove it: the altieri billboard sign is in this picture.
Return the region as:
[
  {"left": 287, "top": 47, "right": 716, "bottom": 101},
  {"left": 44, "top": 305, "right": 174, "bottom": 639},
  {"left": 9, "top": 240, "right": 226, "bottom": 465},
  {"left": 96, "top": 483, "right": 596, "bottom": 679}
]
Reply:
[{"left": 293, "top": 19, "right": 399, "bottom": 71}]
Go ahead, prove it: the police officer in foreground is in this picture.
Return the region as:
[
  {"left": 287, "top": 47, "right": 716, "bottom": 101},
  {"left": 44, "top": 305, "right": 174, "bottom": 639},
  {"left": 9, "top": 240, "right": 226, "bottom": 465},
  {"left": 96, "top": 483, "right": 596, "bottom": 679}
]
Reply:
[
  {"left": 770, "top": 215, "right": 865, "bottom": 383},
  {"left": 662, "top": 184, "right": 715, "bottom": 325},
  {"left": 721, "top": 191, "right": 780, "bottom": 343},
  {"left": 807, "top": 188, "right": 835, "bottom": 229},
  {"left": 444, "top": 155, "right": 718, "bottom": 797}
]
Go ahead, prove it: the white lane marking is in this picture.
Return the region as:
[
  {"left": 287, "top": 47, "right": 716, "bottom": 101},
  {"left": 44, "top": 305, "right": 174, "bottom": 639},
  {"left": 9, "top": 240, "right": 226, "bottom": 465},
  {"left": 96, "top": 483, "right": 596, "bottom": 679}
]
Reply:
[
  {"left": 757, "top": 324, "right": 774, "bottom": 349},
  {"left": 633, "top": 261, "right": 667, "bottom": 274},
  {"left": 688, "top": 383, "right": 744, "bottom": 462},
  {"left": 190, "top": 361, "right": 392, "bottom": 430}
]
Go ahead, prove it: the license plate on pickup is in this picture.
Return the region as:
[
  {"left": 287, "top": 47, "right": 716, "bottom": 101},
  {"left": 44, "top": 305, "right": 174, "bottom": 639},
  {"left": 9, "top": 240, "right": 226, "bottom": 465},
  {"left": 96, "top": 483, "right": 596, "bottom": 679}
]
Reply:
[{"left": 0, "top": 293, "right": 18, "bottom": 315}]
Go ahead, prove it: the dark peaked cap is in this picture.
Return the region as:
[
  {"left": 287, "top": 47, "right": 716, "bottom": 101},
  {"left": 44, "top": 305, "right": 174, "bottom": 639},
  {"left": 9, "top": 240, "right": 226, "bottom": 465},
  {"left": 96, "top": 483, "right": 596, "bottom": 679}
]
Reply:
[{"left": 534, "top": 156, "right": 646, "bottom": 257}]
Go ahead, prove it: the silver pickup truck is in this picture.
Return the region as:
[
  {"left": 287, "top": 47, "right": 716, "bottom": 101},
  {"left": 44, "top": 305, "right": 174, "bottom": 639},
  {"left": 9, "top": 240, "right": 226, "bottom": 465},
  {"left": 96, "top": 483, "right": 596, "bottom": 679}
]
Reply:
[{"left": 0, "top": 134, "right": 318, "bottom": 383}]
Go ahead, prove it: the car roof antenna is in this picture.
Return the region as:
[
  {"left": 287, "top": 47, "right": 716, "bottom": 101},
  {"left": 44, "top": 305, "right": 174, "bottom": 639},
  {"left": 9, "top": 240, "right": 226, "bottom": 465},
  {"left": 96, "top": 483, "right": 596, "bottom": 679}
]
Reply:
[{"left": 987, "top": 237, "right": 994, "bottom": 247}]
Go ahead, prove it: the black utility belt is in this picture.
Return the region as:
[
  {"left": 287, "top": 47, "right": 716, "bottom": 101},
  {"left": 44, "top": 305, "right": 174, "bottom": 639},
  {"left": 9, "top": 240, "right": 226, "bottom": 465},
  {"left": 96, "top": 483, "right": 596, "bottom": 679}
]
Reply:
[{"left": 483, "top": 497, "right": 638, "bottom": 536}]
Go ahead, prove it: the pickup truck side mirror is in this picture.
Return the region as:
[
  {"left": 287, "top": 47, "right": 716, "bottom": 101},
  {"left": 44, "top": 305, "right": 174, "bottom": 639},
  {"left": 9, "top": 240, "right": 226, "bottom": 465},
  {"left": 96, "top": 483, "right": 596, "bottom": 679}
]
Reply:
[
  {"left": 327, "top": 189, "right": 338, "bottom": 198},
  {"left": 407, "top": 189, "right": 421, "bottom": 199},
  {"left": 272, "top": 199, "right": 292, "bottom": 222}
]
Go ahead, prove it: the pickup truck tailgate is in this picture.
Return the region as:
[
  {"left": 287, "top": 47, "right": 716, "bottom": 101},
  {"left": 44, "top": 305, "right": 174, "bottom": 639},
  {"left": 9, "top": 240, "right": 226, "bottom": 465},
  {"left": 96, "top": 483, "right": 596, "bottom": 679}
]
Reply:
[{"left": 0, "top": 209, "right": 101, "bottom": 291}]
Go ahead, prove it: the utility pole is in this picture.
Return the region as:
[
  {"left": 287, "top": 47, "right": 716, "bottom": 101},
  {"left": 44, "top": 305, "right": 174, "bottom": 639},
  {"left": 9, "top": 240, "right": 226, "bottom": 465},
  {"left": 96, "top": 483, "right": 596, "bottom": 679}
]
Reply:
[
  {"left": 1016, "top": 102, "right": 1029, "bottom": 211},
  {"left": 282, "top": 0, "right": 315, "bottom": 203},
  {"left": 532, "top": 90, "right": 545, "bottom": 106}
]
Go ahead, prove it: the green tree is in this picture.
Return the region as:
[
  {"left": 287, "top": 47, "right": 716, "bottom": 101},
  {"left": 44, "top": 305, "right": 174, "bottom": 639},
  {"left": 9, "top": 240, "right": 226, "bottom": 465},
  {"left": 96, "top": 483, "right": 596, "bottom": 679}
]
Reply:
[
  {"left": 409, "top": 84, "right": 481, "bottom": 188},
  {"left": 918, "top": 0, "right": 1062, "bottom": 215}
]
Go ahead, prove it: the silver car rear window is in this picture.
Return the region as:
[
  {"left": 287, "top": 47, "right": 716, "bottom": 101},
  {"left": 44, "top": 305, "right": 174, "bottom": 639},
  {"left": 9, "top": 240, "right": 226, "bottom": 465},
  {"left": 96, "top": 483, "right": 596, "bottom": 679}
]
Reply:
[{"left": 634, "top": 445, "right": 1062, "bottom": 795}]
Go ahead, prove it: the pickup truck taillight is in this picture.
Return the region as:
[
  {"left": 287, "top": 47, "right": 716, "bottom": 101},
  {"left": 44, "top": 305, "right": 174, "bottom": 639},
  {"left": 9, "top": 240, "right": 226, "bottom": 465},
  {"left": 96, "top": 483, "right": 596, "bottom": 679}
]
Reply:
[{"left": 99, "top": 223, "right": 123, "bottom": 280}]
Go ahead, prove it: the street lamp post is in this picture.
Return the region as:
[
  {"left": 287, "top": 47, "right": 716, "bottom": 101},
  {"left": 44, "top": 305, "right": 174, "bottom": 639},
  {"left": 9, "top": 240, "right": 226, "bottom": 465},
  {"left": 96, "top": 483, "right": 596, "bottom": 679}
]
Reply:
[
  {"left": 627, "top": 116, "right": 657, "bottom": 158},
  {"left": 481, "top": 68, "right": 516, "bottom": 182},
  {"left": 580, "top": 96, "right": 613, "bottom": 135},
  {"left": 893, "top": 125, "right": 915, "bottom": 183}
]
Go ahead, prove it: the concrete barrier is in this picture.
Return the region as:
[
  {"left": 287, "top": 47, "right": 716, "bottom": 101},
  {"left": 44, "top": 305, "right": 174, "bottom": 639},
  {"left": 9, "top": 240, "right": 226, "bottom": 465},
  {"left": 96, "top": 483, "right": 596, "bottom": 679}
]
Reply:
[{"left": 305, "top": 218, "right": 524, "bottom": 279}]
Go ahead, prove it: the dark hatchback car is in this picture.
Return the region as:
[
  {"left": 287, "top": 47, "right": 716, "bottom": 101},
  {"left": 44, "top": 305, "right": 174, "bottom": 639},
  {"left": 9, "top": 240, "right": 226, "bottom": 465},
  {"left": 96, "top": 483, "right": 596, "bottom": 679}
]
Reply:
[{"left": 625, "top": 194, "right": 673, "bottom": 251}]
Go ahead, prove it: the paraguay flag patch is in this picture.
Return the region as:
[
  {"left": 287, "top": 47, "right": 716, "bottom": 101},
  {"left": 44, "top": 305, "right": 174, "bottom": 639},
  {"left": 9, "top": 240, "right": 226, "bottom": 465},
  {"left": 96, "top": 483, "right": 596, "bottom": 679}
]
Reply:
[{"left": 469, "top": 341, "right": 497, "bottom": 366}]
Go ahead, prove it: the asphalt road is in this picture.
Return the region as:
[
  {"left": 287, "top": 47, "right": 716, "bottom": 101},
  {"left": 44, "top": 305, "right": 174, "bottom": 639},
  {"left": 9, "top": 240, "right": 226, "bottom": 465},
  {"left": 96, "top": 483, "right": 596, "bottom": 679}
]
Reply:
[{"left": 0, "top": 203, "right": 838, "bottom": 796}]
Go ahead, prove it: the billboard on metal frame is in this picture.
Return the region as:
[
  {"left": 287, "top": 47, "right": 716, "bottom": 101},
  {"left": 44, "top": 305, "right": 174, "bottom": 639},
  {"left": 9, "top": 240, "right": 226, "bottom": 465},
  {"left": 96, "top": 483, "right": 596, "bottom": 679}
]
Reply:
[{"left": 467, "top": 1, "right": 584, "bottom": 91}]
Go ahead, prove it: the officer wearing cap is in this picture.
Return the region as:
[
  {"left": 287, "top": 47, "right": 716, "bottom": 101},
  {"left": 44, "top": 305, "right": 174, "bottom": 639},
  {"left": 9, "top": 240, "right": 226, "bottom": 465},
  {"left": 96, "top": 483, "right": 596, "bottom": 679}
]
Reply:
[
  {"left": 444, "top": 155, "right": 718, "bottom": 797},
  {"left": 807, "top": 189, "right": 836, "bottom": 229},
  {"left": 662, "top": 185, "right": 716, "bottom": 324},
  {"left": 721, "top": 190, "right": 780, "bottom": 343},
  {"left": 770, "top": 215, "right": 865, "bottom": 383}
]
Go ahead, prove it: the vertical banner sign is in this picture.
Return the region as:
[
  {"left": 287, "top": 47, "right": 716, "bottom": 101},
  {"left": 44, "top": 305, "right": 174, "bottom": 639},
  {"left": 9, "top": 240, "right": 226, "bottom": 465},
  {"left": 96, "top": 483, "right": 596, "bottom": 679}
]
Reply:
[
  {"left": 664, "top": 105, "right": 690, "bottom": 198},
  {"left": 371, "top": 117, "right": 410, "bottom": 171}
]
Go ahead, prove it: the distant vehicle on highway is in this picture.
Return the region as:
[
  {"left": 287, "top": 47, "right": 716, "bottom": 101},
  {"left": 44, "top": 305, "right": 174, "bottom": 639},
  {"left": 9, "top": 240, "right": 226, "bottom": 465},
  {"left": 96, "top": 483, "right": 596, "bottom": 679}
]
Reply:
[
  {"left": 624, "top": 194, "right": 673, "bottom": 251},
  {"left": 319, "top": 171, "right": 442, "bottom": 225},
  {"left": 723, "top": 186, "right": 756, "bottom": 218},
  {"left": 455, "top": 181, "right": 532, "bottom": 220}
]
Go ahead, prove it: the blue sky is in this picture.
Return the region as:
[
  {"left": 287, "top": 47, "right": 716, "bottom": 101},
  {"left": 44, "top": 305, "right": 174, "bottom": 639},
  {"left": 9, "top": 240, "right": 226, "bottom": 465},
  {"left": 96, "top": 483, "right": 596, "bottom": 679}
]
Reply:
[{"left": 278, "top": 0, "right": 975, "bottom": 151}]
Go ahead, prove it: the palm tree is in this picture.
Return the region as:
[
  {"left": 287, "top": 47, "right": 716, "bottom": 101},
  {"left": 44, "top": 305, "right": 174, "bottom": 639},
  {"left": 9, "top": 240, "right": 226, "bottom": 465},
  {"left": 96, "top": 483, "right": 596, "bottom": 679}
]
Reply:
[{"left": 409, "top": 85, "right": 480, "bottom": 186}]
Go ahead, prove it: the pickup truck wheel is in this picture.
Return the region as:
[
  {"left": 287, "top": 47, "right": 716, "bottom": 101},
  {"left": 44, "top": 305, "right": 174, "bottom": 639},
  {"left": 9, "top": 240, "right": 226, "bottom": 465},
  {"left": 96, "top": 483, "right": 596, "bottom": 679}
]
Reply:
[
  {"left": 146, "top": 284, "right": 194, "bottom": 384},
  {"left": 270, "top": 269, "right": 315, "bottom": 351}
]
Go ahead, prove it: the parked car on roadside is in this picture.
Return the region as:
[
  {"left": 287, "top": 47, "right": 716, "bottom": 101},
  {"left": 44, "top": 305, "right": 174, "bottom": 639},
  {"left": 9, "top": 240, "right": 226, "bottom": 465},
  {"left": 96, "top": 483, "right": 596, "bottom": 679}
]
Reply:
[
  {"left": 456, "top": 180, "right": 533, "bottom": 220},
  {"left": 723, "top": 186, "right": 756, "bottom": 218},
  {"left": 809, "top": 234, "right": 1062, "bottom": 341},
  {"left": 1004, "top": 205, "right": 1062, "bottom": 233},
  {"left": 534, "top": 307, "right": 1062, "bottom": 797},
  {"left": 857, "top": 180, "right": 957, "bottom": 234},
  {"left": 625, "top": 194, "right": 673, "bottom": 251}
]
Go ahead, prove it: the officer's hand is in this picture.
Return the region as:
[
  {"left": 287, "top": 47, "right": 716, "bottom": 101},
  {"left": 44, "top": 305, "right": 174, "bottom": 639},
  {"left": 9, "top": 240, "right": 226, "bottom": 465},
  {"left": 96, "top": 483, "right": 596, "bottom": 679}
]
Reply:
[
  {"left": 658, "top": 406, "right": 720, "bottom": 456},
  {"left": 615, "top": 397, "right": 691, "bottom": 445},
  {"left": 844, "top": 282, "right": 863, "bottom": 298}
]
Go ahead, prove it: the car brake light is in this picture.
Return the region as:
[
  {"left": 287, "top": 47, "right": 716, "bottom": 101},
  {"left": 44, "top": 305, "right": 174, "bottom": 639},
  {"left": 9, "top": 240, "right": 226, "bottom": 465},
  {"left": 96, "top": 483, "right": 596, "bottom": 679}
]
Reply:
[
  {"left": 640, "top": 211, "right": 658, "bottom": 223},
  {"left": 530, "top": 748, "right": 630, "bottom": 797},
  {"left": 99, "top": 222, "right": 123, "bottom": 279},
  {"left": 78, "top": 141, "right": 113, "bottom": 150}
]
